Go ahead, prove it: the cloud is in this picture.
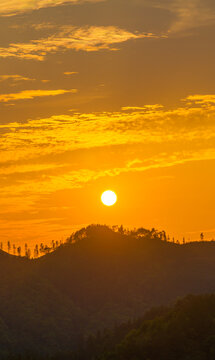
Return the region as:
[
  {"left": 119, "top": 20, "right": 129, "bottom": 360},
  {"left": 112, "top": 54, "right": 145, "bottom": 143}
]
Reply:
[
  {"left": 0, "top": 163, "right": 65, "bottom": 176},
  {"left": 0, "top": 88, "right": 77, "bottom": 103},
  {"left": 0, "top": 0, "right": 105, "bottom": 16},
  {"left": 170, "top": 0, "right": 215, "bottom": 33},
  {"left": 0, "top": 26, "right": 160, "bottom": 60},
  {"left": 64, "top": 72, "right": 79, "bottom": 75},
  {"left": 0, "top": 74, "right": 36, "bottom": 82},
  {"left": 121, "top": 105, "right": 164, "bottom": 112},
  {"left": 1, "top": 148, "right": 215, "bottom": 199},
  {"left": 0, "top": 94, "right": 215, "bottom": 165},
  {"left": 150, "top": 0, "right": 215, "bottom": 34},
  {"left": 186, "top": 94, "right": 215, "bottom": 104}
]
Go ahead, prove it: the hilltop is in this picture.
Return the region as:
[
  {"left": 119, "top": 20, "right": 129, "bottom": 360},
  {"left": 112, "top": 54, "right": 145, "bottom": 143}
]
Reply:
[{"left": 1, "top": 225, "right": 215, "bottom": 356}]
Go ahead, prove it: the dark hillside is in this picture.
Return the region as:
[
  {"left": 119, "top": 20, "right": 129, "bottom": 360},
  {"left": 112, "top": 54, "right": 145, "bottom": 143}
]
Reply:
[
  {"left": 101, "top": 294, "right": 215, "bottom": 360},
  {"left": 63, "top": 294, "right": 215, "bottom": 360},
  {"left": 1, "top": 225, "right": 215, "bottom": 356}
]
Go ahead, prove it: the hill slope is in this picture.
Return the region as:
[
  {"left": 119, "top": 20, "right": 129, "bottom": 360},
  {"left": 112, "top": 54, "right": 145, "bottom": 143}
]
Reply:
[
  {"left": 68, "top": 294, "right": 215, "bottom": 360},
  {"left": 1, "top": 225, "right": 215, "bottom": 356}
]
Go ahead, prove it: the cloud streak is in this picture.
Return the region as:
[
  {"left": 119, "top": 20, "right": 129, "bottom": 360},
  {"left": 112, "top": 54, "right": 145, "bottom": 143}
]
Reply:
[
  {"left": 1, "top": 94, "right": 215, "bottom": 164},
  {"left": 186, "top": 94, "right": 215, "bottom": 104},
  {"left": 169, "top": 0, "right": 215, "bottom": 33},
  {"left": 0, "top": 0, "right": 105, "bottom": 16},
  {"left": 150, "top": 0, "right": 215, "bottom": 34},
  {"left": 1, "top": 148, "right": 215, "bottom": 200},
  {"left": 0, "top": 88, "right": 77, "bottom": 103},
  {"left": 0, "top": 74, "right": 36, "bottom": 82},
  {"left": 0, "top": 26, "right": 160, "bottom": 60}
]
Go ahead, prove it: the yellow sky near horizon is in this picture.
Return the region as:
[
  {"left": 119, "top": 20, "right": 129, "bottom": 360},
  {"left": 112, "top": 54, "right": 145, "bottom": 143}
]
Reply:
[{"left": 0, "top": 0, "right": 215, "bottom": 250}]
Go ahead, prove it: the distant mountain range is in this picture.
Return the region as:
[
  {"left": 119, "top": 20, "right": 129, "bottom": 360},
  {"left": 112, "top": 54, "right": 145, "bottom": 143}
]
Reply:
[{"left": 1, "top": 224, "right": 215, "bottom": 357}]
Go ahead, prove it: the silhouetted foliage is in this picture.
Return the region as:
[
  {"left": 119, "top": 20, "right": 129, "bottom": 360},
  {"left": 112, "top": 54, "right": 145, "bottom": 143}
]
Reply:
[{"left": 17, "top": 246, "right": 21, "bottom": 256}]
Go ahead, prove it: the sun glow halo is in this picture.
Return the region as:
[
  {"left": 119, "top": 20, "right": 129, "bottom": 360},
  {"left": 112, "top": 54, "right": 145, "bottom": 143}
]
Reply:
[{"left": 101, "top": 190, "right": 117, "bottom": 206}]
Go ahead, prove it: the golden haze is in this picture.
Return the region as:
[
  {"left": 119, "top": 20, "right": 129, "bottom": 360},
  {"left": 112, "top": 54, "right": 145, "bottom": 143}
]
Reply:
[{"left": 0, "top": 0, "right": 215, "bottom": 251}]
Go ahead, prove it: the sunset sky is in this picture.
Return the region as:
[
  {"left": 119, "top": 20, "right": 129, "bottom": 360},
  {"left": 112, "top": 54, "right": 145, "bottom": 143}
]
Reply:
[{"left": 1, "top": 0, "right": 215, "bottom": 248}]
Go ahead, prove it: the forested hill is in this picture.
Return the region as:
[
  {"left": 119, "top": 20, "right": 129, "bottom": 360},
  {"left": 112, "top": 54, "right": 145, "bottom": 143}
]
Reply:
[
  {"left": 65, "top": 294, "right": 215, "bottom": 360},
  {"left": 1, "top": 225, "right": 215, "bottom": 356}
]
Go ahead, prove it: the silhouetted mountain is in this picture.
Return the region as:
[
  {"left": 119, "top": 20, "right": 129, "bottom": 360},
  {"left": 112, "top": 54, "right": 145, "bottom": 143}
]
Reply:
[{"left": 1, "top": 224, "right": 215, "bottom": 357}]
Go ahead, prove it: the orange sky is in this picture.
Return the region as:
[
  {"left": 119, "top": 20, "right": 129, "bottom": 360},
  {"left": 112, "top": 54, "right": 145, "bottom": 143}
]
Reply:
[{"left": 0, "top": 0, "right": 215, "bottom": 250}]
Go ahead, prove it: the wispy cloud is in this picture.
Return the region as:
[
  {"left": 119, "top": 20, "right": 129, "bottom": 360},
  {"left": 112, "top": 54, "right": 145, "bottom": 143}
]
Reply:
[
  {"left": 64, "top": 71, "right": 79, "bottom": 76},
  {"left": 186, "top": 94, "right": 215, "bottom": 104},
  {"left": 0, "top": 0, "right": 105, "bottom": 16},
  {"left": 151, "top": 0, "right": 215, "bottom": 34},
  {"left": 0, "top": 26, "right": 161, "bottom": 60},
  {"left": 1, "top": 148, "right": 215, "bottom": 200},
  {"left": 0, "top": 88, "right": 77, "bottom": 103},
  {"left": 0, "top": 163, "right": 66, "bottom": 176},
  {"left": 121, "top": 105, "right": 163, "bottom": 112},
  {"left": 171, "top": 0, "right": 215, "bottom": 33},
  {"left": 0, "top": 94, "right": 215, "bottom": 164},
  {"left": 0, "top": 74, "right": 36, "bottom": 82}
]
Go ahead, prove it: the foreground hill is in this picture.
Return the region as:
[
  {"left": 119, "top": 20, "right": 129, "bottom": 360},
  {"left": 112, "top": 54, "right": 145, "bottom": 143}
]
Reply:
[
  {"left": 1, "top": 225, "right": 215, "bottom": 356},
  {"left": 66, "top": 294, "right": 215, "bottom": 360}
]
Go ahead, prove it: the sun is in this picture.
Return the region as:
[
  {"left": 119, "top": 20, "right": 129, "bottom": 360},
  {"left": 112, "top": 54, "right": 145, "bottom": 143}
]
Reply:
[{"left": 101, "top": 190, "right": 117, "bottom": 206}]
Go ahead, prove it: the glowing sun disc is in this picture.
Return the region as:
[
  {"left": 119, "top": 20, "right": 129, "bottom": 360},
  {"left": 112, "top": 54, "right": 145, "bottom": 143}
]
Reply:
[{"left": 101, "top": 190, "right": 117, "bottom": 206}]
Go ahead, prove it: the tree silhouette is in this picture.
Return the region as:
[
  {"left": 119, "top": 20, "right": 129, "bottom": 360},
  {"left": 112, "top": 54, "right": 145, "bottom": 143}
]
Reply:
[
  {"left": 34, "top": 244, "right": 39, "bottom": 258},
  {"left": 26, "top": 248, "right": 31, "bottom": 259},
  {"left": 39, "top": 243, "right": 44, "bottom": 253},
  {"left": 24, "top": 244, "right": 29, "bottom": 257},
  {"left": 118, "top": 225, "right": 125, "bottom": 235},
  {"left": 200, "top": 232, "right": 204, "bottom": 241}
]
